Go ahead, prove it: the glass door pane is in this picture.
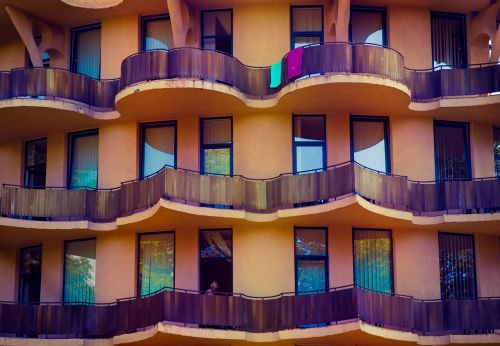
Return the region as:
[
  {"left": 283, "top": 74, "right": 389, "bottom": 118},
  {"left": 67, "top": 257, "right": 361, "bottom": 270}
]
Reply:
[
  {"left": 434, "top": 121, "right": 470, "bottom": 180},
  {"left": 19, "top": 246, "right": 42, "bottom": 303},
  {"left": 64, "top": 239, "right": 96, "bottom": 303},
  {"left": 350, "top": 7, "right": 387, "bottom": 46},
  {"left": 72, "top": 25, "right": 101, "bottom": 79},
  {"left": 141, "top": 122, "right": 176, "bottom": 177},
  {"left": 200, "top": 229, "right": 232, "bottom": 294},
  {"left": 431, "top": 12, "right": 467, "bottom": 68},
  {"left": 351, "top": 117, "right": 390, "bottom": 173},
  {"left": 69, "top": 130, "right": 99, "bottom": 189},
  {"left": 24, "top": 138, "right": 47, "bottom": 188}
]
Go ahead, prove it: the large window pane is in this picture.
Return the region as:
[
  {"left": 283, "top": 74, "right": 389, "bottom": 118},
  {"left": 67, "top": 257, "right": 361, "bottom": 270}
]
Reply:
[
  {"left": 24, "top": 138, "right": 47, "bottom": 188},
  {"left": 293, "top": 115, "right": 326, "bottom": 174},
  {"left": 201, "top": 117, "right": 232, "bottom": 175},
  {"left": 141, "top": 122, "right": 176, "bottom": 178},
  {"left": 353, "top": 229, "right": 393, "bottom": 294},
  {"left": 434, "top": 121, "right": 471, "bottom": 180},
  {"left": 71, "top": 25, "right": 101, "bottom": 79},
  {"left": 438, "top": 232, "right": 477, "bottom": 299},
  {"left": 295, "top": 228, "right": 327, "bottom": 294},
  {"left": 350, "top": 7, "right": 386, "bottom": 46},
  {"left": 64, "top": 239, "right": 96, "bottom": 303},
  {"left": 291, "top": 6, "right": 323, "bottom": 49},
  {"left": 142, "top": 15, "right": 173, "bottom": 50},
  {"left": 351, "top": 117, "right": 390, "bottom": 173},
  {"left": 202, "top": 10, "right": 232, "bottom": 55},
  {"left": 19, "top": 246, "right": 42, "bottom": 303},
  {"left": 431, "top": 12, "right": 467, "bottom": 68},
  {"left": 69, "top": 130, "right": 99, "bottom": 189},
  {"left": 200, "top": 229, "right": 232, "bottom": 294},
  {"left": 494, "top": 128, "right": 500, "bottom": 177},
  {"left": 138, "top": 232, "right": 174, "bottom": 296}
]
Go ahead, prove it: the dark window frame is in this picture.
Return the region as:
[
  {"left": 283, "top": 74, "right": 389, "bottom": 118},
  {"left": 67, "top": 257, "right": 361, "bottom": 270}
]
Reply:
[
  {"left": 70, "top": 23, "right": 101, "bottom": 78},
  {"left": 141, "top": 13, "right": 171, "bottom": 51},
  {"left": 349, "top": 6, "right": 388, "bottom": 47},
  {"left": 136, "top": 230, "right": 176, "bottom": 297},
  {"left": 438, "top": 231, "right": 478, "bottom": 299},
  {"left": 199, "top": 116, "right": 233, "bottom": 176},
  {"left": 294, "top": 226, "right": 329, "bottom": 294},
  {"left": 350, "top": 115, "right": 391, "bottom": 174},
  {"left": 18, "top": 244, "right": 43, "bottom": 303},
  {"left": 62, "top": 237, "right": 97, "bottom": 304},
  {"left": 67, "top": 129, "right": 99, "bottom": 189},
  {"left": 199, "top": 228, "right": 233, "bottom": 294},
  {"left": 200, "top": 9, "right": 233, "bottom": 55},
  {"left": 24, "top": 137, "right": 47, "bottom": 188},
  {"left": 292, "top": 114, "right": 327, "bottom": 174},
  {"left": 352, "top": 228, "right": 394, "bottom": 293},
  {"left": 139, "top": 121, "right": 177, "bottom": 179},
  {"left": 494, "top": 127, "right": 500, "bottom": 177},
  {"left": 290, "top": 5, "right": 324, "bottom": 50},
  {"left": 430, "top": 11, "right": 468, "bottom": 68},
  {"left": 433, "top": 120, "right": 472, "bottom": 181}
]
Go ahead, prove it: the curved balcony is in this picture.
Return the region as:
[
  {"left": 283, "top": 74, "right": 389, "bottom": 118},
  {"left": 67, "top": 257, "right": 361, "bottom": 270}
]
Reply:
[
  {"left": 0, "top": 286, "right": 498, "bottom": 339},
  {"left": 1, "top": 162, "right": 499, "bottom": 223}
]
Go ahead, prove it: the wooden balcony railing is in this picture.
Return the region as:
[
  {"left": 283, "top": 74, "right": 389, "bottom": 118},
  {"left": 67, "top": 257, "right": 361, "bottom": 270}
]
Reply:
[
  {"left": 0, "top": 44, "right": 498, "bottom": 110},
  {"left": 1, "top": 162, "right": 499, "bottom": 222},
  {"left": 0, "top": 286, "right": 498, "bottom": 339}
]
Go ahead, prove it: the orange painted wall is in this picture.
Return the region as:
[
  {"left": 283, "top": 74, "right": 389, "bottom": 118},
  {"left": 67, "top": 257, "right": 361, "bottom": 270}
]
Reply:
[
  {"left": 330, "top": 225, "right": 354, "bottom": 288},
  {"left": 388, "top": 6, "right": 432, "bottom": 70},
  {"left": 0, "top": 140, "right": 22, "bottom": 185},
  {"left": 0, "top": 248, "right": 17, "bottom": 301},
  {"left": 475, "top": 234, "right": 500, "bottom": 297},
  {"left": 391, "top": 116, "right": 435, "bottom": 181},
  {"left": 95, "top": 232, "right": 136, "bottom": 303},
  {"left": 175, "top": 226, "right": 199, "bottom": 291},
  {"left": 46, "top": 131, "right": 67, "bottom": 186},
  {"left": 328, "top": 112, "right": 351, "bottom": 166},
  {"left": 98, "top": 121, "right": 138, "bottom": 188},
  {"left": 40, "top": 240, "right": 64, "bottom": 302},
  {"left": 470, "top": 122, "right": 494, "bottom": 178},
  {"left": 393, "top": 229, "right": 440, "bottom": 299},
  {"left": 101, "top": 15, "right": 139, "bottom": 79},
  {"left": 233, "top": 224, "right": 295, "bottom": 296},
  {"left": 177, "top": 115, "right": 199, "bottom": 172},
  {"left": 0, "top": 39, "right": 25, "bottom": 70},
  {"left": 233, "top": 3, "right": 289, "bottom": 66}
]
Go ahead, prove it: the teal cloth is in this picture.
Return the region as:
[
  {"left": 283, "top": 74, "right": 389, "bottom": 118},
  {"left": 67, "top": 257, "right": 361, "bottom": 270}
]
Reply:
[{"left": 269, "top": 61, "right": 282, "bottom": 88}]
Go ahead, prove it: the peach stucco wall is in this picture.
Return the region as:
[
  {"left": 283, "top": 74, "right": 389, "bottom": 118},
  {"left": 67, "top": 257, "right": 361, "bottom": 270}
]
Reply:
[
  {"left": 175, "top": 226, "right": 199, "bottom": 291},
  {"left": 391, "top": 116, "right": 435, "bottom": 181},
  {"left": 177, "top": 115, "right": 199, "bottom": 172},
  {"left": 233, "top": 3, "right": 289, "bottom": 66},
  {"left": 470, "top": 122, "right": 495, "bottom": 178},
  {"left": 101, "top": 15, "right": 139, "bottom": 79},
  {"left": 0, "top": 140, "right": 22, "bottom": 185},
  {"left": 98, "top": 121, "right": 138, "bottom": 188},
  {"left": 393, "top": 229, "right": 441, "bottom": 299},
  {"left": 475, "top": 234, "right": 500, "bottom": 297},
  {"left": 328, "top": 112, "right": 350, "bottom": 166},
  {"left": 0, "top": 248, "right": 17, "bottom": 301},
  {"left": 95, "top": 232, "right": 136, "bottom": 302},
  {"left": 388, "top": 6, "right": 432, "bottom": 70},
  {"left": 0, "top": 39, "right": 25, "bottom": 70},
  {"left": 46, "top": 131, "right": 67, "bottom": 186},
  {"left": 330, "top": 225, "right": 354, "bottom": 288},
  {"left": 40, "top": 240, "right": 64, "bottom": 302}
]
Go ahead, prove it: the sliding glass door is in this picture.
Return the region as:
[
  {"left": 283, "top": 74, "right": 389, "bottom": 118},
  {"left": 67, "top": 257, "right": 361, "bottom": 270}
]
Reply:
[
  {"left": 19, "top": 246, "right": 42, "bottom": 304},
  {"left": 431, "top": 12, "right": 467, "bottom": 68},
  {"left": 434, "top": 121, "right": 471, "bottom": 180},
  {"left": 68, "top": 130, "right": 99, "bottom": 189},
  {"left": 199, "top": 229, "right": 233, "bottom": 294},
  {"left": 64, "top": 238, "right": 96, "bottom": 303},
  {"left": 71, "top": 24, "right": 101, "bottom": 79}
]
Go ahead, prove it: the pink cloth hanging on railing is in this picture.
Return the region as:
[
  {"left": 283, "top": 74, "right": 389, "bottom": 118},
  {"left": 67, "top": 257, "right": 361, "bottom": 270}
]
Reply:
[{"left": 287, "top": 46, "right": 304, "bottom": 80}]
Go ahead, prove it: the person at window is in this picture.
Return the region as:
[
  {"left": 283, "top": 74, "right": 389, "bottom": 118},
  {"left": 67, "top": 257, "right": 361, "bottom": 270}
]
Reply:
[{"left": 206, "top": 281, "right": 219, "bottom": 295}]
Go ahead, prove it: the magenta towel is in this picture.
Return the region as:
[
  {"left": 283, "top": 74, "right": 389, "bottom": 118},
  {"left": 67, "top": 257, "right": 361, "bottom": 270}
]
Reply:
[{"left": 287, "top": 46, "right": 304, "bottom": 80}]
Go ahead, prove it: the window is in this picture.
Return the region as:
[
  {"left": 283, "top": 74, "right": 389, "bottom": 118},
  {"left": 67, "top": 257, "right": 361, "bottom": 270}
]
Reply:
[
  {"left": 200, "top": 229, "right": 232, "bottom": 294},
  {"left": 295, "top": 227, "right": 328, "bottom": 294},
  {"left": 438, "top": 232, "right": 477, "bottom": 299},
  {"left": 64, "top": 238, "right": 96, "bottom": 303},
  {"left": 68, "top": 129, "right": 99, "bottom": 189},
  {"left": 434, "top": 121, "right": 471, "bottom": 180},
  {"left": 353, "top": 229, "right": 393, "bottom": 293},
  {"left": 431, "top": 12, "right": 467, "bottom": 68},
  {"left": 142, "top": 14, "right": 174, "bottom": 51},
  {"left": 19, "top": 245, "right": 42, "bottom": 304},
  {"left": 140, "top": 122, "right": 176, "bottom": 178},
  {"left": 350, "top": 6, "right": 387, "bottom": 46},
  {"left": 71, "top": 24, "right": 101, "bottom": 79},
  {"left": 200, "top": 117, "right": 233, "bottom": 176},
  {"left": 24, "top": 138, "right": 47, "bottom": 188},
  {"left": 201, "top": 10, "right": 232, "bottom": 55},
  {"left": 351, "top": 116, "right": 390, "bottom": 173},
  {"left": 293, "top": 115, "right": 326, "bottom": 174},
  {"left": 138, "top": 232, "right": 175, "bottom": 296},
  {"left": 290, "top": 6, "right": 324, "bottom": 49},
  {"left": 494, "top": 128, "right": 500, "bottom": 177}
]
